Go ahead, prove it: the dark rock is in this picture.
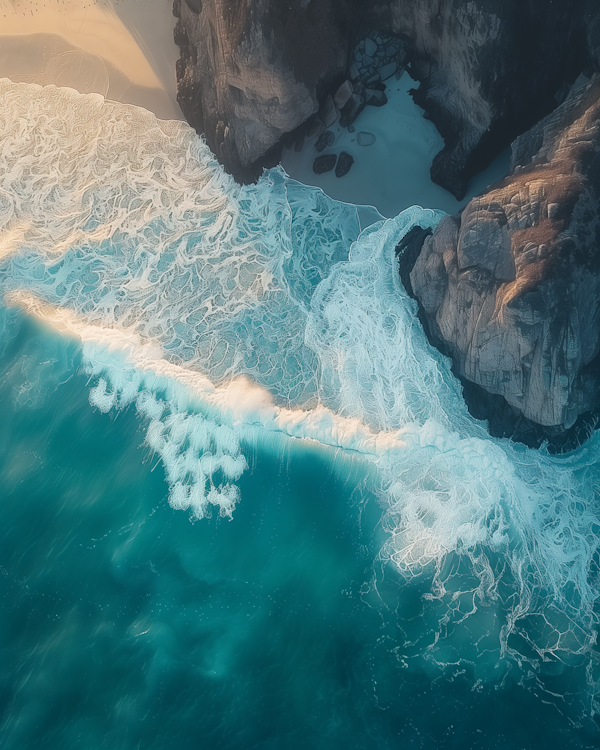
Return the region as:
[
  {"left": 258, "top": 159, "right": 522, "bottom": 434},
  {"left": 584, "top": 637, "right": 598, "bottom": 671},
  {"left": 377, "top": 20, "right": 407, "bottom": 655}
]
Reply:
[
  {"left": 173, "top": 0, "right": 600, "bottom": 193},
  {"left": 173, "top": 0, "right": 353, "bottom": 182},
  {"left": 364, "top": 37, "right": 377, "bottom": 57},
  {"left": 379, "top": 61, "right": 397, "bottom": 81},
  {"left": 320, "top": 95, "right": 338, "bottom": 128},
  {"left": 335, "top": 151, "right": 354, "bottom": 177},
  {"left": 339, "top": 93, "right": 365, "bottom": 127},
  {"left": 384, "top": 0, "right": 594, "bottom": 199},
  {"left": 313, "top": 154, "right": 337, "bottom": 174},
  {"left": 404, "top": 78, "right": 600, "bottom": 449},
  {"left": 348, "top": 124, "right": 355, "bottom": 133},
  {"left": 333, "top": 80, "right": 354, "bottom": 110},
  {"left": 365, "top": 89, "right": 387, "bottom": 106},
  {"left": 315, "top": 130, "right": 335, "bottom": 152},
  {"left": 306, "top": 117, "right": 325, "bottom": 138}
]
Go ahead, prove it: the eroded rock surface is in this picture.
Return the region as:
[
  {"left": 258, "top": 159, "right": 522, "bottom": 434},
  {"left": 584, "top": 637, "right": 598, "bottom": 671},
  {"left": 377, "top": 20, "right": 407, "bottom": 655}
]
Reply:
[
  {"left": 173, "top": 0, "right": 600, "bottom": 193},
  {"left": 402, "top": 78, "right": 600, "bottom": 450},
  {"left": 173, "top": 0, "right": 354, "bottom": 182},
  {"left": 382, "top": 0, "right": 592, "bottom": 198}
]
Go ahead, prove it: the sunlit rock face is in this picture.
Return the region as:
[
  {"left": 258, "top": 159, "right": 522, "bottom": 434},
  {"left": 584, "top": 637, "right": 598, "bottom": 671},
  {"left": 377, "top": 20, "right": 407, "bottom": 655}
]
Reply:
[
  {"left": 404, "top": 78, "right": 600, "bottom": 451},
  {"left": 173, "top": 0, "right": 354, "bottom": 182},
  {"left": 173, "top": 0, "right": 596, "bottom": 193}
]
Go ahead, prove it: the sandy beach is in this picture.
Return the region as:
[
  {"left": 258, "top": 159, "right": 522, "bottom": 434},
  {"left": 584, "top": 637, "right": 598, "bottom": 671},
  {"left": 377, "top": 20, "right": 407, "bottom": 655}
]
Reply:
[{"left": 0, "top": 0, "right": 183, "bottom": 120}]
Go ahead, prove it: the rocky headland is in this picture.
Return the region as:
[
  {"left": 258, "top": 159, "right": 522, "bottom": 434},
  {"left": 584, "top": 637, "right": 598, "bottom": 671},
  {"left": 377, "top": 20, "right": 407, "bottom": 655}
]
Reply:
[
  {"left": 173, "top": 0, "right": 600, "bottom": 449},
  {"left": 400, "top": 77, "right": 600, "bottom": 451}
]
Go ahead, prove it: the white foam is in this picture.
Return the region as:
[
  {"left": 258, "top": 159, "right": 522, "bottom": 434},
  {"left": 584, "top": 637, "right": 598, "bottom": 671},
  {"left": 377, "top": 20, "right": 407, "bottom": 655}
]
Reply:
[{"left": 1, "top": 80, "right": 599, "bottom": 687}]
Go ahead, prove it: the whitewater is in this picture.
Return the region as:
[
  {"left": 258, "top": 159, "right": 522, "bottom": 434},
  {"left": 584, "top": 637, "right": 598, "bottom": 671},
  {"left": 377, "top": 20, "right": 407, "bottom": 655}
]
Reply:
[{"left": 1, "top": 78, "right": 600, "bottom": 720}]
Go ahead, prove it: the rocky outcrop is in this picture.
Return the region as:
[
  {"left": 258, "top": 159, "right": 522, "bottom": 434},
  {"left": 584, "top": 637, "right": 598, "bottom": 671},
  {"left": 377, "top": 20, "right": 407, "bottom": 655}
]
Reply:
[
  {"left": 401, "top": 77, "right": 600, "bottom": 451},
  {"left": 381, "top": 0, "right": 591, "bottom": 198},
  {"left": 173, "top": 0, "right": 355, "bottom": 182},
  {"left": 173, "top": 0, "right": 600, "bottom": 449},
  {"left": 174, "top": 0, "right": 600, "bottom": 193}
]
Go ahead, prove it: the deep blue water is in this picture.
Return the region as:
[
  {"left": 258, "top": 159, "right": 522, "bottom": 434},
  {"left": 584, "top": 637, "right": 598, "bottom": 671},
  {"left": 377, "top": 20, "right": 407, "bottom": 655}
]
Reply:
[
  {"left": 1, "top": 80, "right": 600, "bottom": 748},
  {"left": 1, "top": 317, "right": 599, "bottom": 749}
]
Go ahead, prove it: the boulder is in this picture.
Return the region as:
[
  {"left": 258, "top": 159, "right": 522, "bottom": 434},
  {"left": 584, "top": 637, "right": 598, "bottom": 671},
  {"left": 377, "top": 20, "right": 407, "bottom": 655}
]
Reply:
[
  {"left": 379, "top": 61, "right": 397, "bottom": 81},
  {"left": 339, "top": 93, "right": 365, "bottom": 127},
  {"left": 364, "top": 37, "right": 377, "bottom": 57},
  {"left": 357, "top": 131, "right": 376, "bottom": 146},
  {"left": 365, "top": 89, "right": 387, "bottom": 107},
  {"left": 333, "top": 80, "right": 354, "bottom": 110},
  {"left": 315, "top": 130, "right": 335, "bottom": 152},
  {"left": 335, "top": 151, "right": 354, "bottom": 177},
  {"left": 320, "top": 95, "right": 338, "bottom": 128},
  {"left": 313, "top": 154, "right": 337, "bottom": 174},
  {"left": 401, "top": 78, "right": 600, "bottom": 451}
]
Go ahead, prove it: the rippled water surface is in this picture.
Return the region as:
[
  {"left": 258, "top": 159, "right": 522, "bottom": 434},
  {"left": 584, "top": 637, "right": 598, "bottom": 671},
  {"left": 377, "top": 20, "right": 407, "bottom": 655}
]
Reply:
[{"left": 1, "top": 80, "right": 600, "bottom": 748}]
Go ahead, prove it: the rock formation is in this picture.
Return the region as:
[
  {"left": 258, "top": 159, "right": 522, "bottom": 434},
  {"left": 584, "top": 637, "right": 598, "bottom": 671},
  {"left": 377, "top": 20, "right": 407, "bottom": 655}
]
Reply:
[
  {"left": 173, "top": 0, "right": 355, "bottom": 182},
  {"left": 401, "top": 77, "right": 600, "bottom": 451},
  {"left": 173, "top": 0, "right": 600, "bottom": 450},
  {"left": 173, "top": 0, "right": 599, "bottom": 195}
]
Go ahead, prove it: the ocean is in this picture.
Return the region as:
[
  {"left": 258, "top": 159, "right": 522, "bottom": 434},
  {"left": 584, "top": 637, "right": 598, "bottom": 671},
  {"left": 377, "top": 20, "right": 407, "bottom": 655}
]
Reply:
[{"left": 1, "top": 79, "right": 600, "bottom": 748}]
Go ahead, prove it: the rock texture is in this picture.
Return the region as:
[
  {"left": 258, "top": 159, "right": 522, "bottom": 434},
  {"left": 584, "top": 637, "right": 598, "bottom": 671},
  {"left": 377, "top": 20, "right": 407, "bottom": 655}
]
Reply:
[
  {"left": 173, "top": 0, "right": 600, "bottom": 450},
  {"left": 402, "top": 78, "right": 600, "bottom": 451},
  {"left": 174, "top": 0, "right": 600, "bottom": 193},
  {"left": 381, "top": 0, "right": 592, "bottom": 198},
  {"left": 173, "top": 0, "right": 354, "bottom": 182}
]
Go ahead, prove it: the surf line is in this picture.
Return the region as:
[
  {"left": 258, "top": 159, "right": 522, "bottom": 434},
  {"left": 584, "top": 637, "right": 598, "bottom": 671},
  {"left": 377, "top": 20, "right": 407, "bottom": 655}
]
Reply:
[{"left": 5, "top": 289, "right": 411, "bottom": 459}]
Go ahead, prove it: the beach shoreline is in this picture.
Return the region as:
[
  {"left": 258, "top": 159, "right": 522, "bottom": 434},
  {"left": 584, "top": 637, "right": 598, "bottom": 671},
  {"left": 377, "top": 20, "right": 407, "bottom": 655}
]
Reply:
[{"left": 0, "top": 0, "right": 183, "bottom": 121}]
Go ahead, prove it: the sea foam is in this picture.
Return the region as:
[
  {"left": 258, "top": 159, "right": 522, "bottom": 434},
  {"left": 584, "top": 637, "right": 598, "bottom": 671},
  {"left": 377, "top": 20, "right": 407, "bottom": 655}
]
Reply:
[{"left": 1, "top": 80, "right": 600, "bottom": 703}]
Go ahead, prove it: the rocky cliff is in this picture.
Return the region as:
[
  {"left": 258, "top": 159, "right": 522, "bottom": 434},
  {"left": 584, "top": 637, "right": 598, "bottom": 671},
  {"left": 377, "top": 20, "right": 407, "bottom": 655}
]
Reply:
[
  {"left": 173, "top": 0, "right": 600, "bottom": 450},
  {"left": 401, "top": 77, "right": 600, "bottom": 451},
  {"left": 383, "top": 0, "right": 590, "bottom": 198},
  {"left": 173, "top": 0, "right": 597, "bottom": 195},
  {"left": 173, "top": 0, "right": 355, "bottom": 182}
]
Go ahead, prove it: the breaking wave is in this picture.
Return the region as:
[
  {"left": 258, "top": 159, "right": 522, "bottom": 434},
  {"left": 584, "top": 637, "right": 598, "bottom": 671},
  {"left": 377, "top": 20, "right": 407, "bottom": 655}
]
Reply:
[{"left": 1, "top": 79, "right": 600, "bottom": 710}]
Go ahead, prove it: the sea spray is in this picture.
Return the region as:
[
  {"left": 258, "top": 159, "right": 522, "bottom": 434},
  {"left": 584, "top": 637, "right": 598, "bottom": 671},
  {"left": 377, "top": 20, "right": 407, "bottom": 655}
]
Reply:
[{"left": 1, "top": 79, "right": 600, "bottom": 711}]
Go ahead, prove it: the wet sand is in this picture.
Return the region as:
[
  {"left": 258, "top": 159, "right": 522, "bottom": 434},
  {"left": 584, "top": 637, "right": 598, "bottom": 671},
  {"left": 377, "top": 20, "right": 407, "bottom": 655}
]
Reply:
[{"left": 0, "top": 0, "right": 184, "bottom": 120}]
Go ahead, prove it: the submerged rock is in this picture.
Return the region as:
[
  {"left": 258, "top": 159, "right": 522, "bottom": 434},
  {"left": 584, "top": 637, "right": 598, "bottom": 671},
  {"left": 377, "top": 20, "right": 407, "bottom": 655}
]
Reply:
[
  {"left": 315, "top": 130, "right": 335, "bottom": 152},
  {"left": 357, "top": 131, "right": 376, "bottom": 146},
  {"left": 313, "top": 154, "right": 337, "bottom": 174},
  {"left": 402, "top": 78, "right": 600, "bottom": 451},
  {"left": 335, "top": 151, "right": 354, "bottom": 177}
]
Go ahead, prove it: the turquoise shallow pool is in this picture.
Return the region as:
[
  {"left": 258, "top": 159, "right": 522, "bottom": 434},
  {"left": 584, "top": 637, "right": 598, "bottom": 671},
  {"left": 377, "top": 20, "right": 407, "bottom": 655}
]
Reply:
[{"left": 1, "top": 79, "right": 600, "bottom": 748}]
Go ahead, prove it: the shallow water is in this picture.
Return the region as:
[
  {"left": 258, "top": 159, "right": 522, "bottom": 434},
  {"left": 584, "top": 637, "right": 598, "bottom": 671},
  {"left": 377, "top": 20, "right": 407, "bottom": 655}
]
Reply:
[
  {"left": 282, "top": 71, "right": 511, "bottom": 217},
  {"left": 1, "top": 80, "right": 600, "bottom": 747}
]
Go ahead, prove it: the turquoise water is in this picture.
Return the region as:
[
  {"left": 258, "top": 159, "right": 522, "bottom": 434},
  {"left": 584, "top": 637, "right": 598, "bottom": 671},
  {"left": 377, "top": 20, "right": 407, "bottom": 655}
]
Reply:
[
  {"left": 1, "top": 79, "right": 600, "bottom": 747},
  {"left": 2, "top": 313, "right": 599, "bottom": 749}
]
